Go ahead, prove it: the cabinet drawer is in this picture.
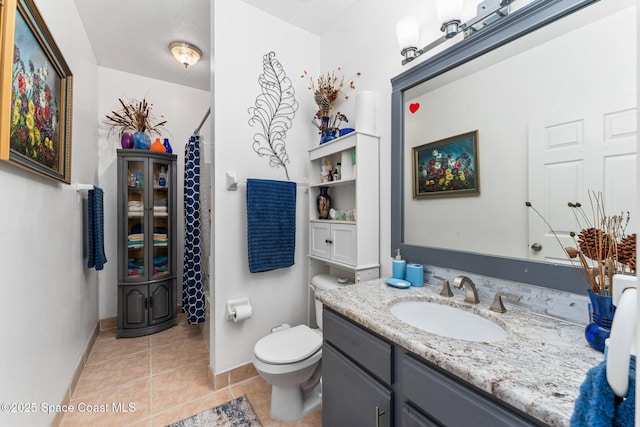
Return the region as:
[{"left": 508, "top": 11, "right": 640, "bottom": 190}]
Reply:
[
  {"left": 402, "top": 403, "right": 439, "bottom": 427},
  {"left": 402, "top": 354, "right": 539, "bottom": 427},
  {"left": 323, "top": 309, "right": 392, "bottom": 385}
]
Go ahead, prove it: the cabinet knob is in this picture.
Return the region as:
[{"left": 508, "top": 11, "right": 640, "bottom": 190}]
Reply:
[
  {"left": 531, "top": 242, "right": 542, "bottom": 252},
  {"left": 325, "top": 239, "right": 333, "bottom": 244}
]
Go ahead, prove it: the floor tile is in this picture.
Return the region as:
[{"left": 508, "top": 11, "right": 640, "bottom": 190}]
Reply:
[
  {"left": 150, "top": 322, "right": 201, "bottom": 349},
  {"left": 151, "top": 359, "right": 213, "bottom": 413},
  {"left": 60, "top": 378, "right": 150, "bottom": 427},
  {"left": 87, "top": 333, "right": 150, "bottom": 365},
  {"left": 150, "top": 389, "right": 233, "bottom": 427},
  {"left": 151, "top": 334, "right": 208, "bottom": 375},
  {"left": 73, "top": 350, "right": 150, "bottom": 398},
  {"left": 62, "top": 318, "right": 321, "bottom": 427}
]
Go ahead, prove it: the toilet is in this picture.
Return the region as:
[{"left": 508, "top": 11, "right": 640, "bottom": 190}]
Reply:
[{"left": 252, "top": 274, "right": 348, "bottom": 421}]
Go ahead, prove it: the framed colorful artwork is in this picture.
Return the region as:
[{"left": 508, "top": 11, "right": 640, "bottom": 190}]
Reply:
[
  {"left": 412, "top": 130, "right": 479, "bottom": 198},
  {"left": 0, "top": 0, "right": 73, "bottom": 183}
]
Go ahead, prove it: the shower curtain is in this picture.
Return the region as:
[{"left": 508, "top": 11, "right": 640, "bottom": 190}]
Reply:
[{"left": 183, "top": 135, "right": 205, "bottom": 324}]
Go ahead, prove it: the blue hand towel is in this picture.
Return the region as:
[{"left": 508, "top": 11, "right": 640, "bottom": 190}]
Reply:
[
  {"left": 87, "top": 187, "right": 107, "bottom": 270},
  {"left": 246, "top": 179, "right": 296, "bottom": 273},
  {"left": 570, "top": 355, "right": 635, "bottom": 426}
]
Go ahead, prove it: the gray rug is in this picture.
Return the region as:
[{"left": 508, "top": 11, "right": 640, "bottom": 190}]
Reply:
[{"left": 167, "top": 395, "right": 262, "bottom": 427}]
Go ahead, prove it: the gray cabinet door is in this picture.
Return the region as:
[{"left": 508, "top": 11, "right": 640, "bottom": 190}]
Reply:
[
  {"left": 323, "top": 343, "right": 392, "bottom": 427},
  {"left": 121, "top": 285, "right": 147, "bottom": 329},
  {"left": 149, "top": 280, "right": 173, "bottom": 325}
]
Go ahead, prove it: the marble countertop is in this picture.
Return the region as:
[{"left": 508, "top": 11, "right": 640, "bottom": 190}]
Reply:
[{"left": 316, "top": 279, "right": 604, "bottom": 427}]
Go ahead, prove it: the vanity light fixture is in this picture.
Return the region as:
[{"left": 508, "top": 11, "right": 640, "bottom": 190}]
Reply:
[
  {"left": 169, "top": 41, "right": 202, "bottom": 68},
  {"left": 397, "top": 0, "right": 515, "bottom": 65}
]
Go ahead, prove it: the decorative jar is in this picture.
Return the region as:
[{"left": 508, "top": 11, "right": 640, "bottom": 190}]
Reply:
[
  {"left": 317, "top": 187, "right": 331, "bottom": 219},
  {"left": 133, "top": 131, "right": 151, "bottom": 150}
]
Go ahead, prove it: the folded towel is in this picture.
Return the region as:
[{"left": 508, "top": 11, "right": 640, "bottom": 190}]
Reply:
[
  {"left": 87, "top": 187, "right": 107, "bottom": 270},
  {"left": 570, "top": 355, "right": 635, "bottom": 426},
  {"left": 246, "top": 179, "right": 296, "bottom": 273}
]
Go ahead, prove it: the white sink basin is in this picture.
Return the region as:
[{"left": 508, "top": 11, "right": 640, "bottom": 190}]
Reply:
[{"left": 389, "top": 301, "right": 507, "bottom": 342}]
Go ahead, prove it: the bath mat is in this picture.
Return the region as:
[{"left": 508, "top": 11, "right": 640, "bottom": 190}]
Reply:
[{"left": 167, "top": 395, "right": 262, "bottom": 427}]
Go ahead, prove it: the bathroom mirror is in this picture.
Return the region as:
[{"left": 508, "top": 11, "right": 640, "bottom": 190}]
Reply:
[{"left": 391, "top": 0, "right": 636, "bottom": 293}]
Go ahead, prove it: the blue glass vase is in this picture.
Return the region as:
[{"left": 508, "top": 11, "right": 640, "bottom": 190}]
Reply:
[
  {"left": 584, "top": 290, "right": 615, "bottom": 352},
  {"left": 163, "top": 138, "right": 173, "bottom": 153},
  {"left": 320, "top": 129, "right": 338, "bottom": 145},
  {"left": 133, "top": 131, "right": 151, "bottom": 150}
]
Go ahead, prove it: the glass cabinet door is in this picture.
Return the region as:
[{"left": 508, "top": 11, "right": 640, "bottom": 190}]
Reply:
[
  {"left": 151, "top": 160, "right": 171, "bottom": 279},
  {"left": 126, "top": 160, "right": 146, "bottom": 279}
]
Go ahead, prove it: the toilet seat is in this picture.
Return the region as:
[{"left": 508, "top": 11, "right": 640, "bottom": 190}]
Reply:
[{"left": 254, "top": 325, "right": 322, "bottom": 364}]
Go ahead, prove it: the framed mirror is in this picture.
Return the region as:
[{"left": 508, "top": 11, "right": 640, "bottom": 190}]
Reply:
[{"left": 390, "top": 0, "right": 636, "bottom": 293}]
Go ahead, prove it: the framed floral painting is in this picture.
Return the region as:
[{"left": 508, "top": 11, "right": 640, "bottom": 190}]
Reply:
[
  {"left": 412, "top": 130, "right": 479, "bottom": 198},
  {"left": 0, "top": 0, "right": 73, "bottom": 183}
]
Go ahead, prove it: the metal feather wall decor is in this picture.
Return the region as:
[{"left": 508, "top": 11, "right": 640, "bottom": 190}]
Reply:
[{"left": 248, "top": 51, "right": 298, "bottom": 180}]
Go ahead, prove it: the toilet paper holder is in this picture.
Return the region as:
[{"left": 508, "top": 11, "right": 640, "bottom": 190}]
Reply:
[{"left": 226, "top": 298, "right": 252, "bottom": 321}]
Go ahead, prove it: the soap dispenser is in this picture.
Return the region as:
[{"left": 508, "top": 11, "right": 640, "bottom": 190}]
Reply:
[{"left": 392, "top": 249, "right": 406, "bottom": 280}]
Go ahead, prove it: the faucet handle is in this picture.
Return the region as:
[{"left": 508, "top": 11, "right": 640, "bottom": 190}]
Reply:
[
  {"left": 490, "top": 292, "right": 519, "bottom": 313},
  {"left": 433, "top": 276, "right": 453, "bottom": 297}
]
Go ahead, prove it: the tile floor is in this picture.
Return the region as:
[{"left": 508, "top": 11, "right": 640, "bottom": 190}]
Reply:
[{"left": 60, "top": 314, "right": 322, "bottom": 426}]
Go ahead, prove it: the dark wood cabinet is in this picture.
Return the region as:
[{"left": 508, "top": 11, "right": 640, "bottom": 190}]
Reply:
[{"left": 116, "top": 150, "right": 177, "bottom": 338}]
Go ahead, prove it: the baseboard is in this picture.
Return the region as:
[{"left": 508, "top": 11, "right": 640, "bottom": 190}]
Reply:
[
  {"left": 51, "top": 320, "right": 100, "bottom": 427},
  {"left": 208, "top": 362, "right": 258, "bottom": 391},
  {"left": 99, "top": 316, "right": 117, "bottom": 331}
]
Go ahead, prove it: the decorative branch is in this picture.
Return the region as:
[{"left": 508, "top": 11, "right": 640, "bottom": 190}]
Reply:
[{"left": 248, "top": 51, "right": 298, "bottom": 180}]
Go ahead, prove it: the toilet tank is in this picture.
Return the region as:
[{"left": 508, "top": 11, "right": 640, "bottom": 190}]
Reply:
[{"left": 311, "top": 274, "right": 351, "bottom": 329}]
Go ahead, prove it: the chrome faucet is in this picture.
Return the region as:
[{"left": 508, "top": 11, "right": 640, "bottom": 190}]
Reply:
[{"left": 452, "top": 276, "right": 479, "bottom": 304}]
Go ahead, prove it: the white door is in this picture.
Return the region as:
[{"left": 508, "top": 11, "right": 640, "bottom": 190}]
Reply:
[{"left": 528, "top": 98, "right": 637, "bottom": 263}]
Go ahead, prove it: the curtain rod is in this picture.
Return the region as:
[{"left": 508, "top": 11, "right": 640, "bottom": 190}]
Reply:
[{"left": 194, "top": 107, "right": 211, "bottom": 136}]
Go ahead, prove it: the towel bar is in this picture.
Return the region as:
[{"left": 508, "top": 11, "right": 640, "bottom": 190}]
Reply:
[
  {"left": 225, "top": 171, "right": 308, "bottom": 191},
  {"left": 76, "top": 183, "right": 95, "bottom": 191}
]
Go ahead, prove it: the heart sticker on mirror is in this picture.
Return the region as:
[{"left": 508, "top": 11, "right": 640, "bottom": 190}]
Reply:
[{"left": 409, "top": 103, "right": 420, "bottom": 114}]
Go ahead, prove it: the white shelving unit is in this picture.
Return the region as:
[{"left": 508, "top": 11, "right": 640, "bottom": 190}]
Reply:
[{"left": 307, "top": 131, "right": 380, "bottom": 285}]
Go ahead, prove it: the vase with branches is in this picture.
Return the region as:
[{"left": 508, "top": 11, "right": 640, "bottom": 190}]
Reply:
[
  {"left": 527, "top": 191, "right": 636, "bottom": 352},
  {"left": 105, "top": 97, "right": 167, "bottom": 150},
  {"left": 527, "top": 192, "right": 635, "bottom": 296},
  {"left": 302, "top": 68, "right": 360, "bottom": 142}
]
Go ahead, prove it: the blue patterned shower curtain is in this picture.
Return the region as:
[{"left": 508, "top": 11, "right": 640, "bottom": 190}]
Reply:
[{"left": 183, "top": 135, "right": 205, "bottom": 324}]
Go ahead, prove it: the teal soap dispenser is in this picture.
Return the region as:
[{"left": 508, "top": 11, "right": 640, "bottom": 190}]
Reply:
[{"left": 392, "top": 249, "right": 406, "bottom": 279}]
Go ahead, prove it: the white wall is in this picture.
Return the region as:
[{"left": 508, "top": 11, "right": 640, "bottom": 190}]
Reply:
[
  {"left": 212, "top": 0, "right": 319, "bottom": 373},
  {"left": 317, "top": 1, "right": 426, "bottom": 279},
  {"left": 97, "top": 67, "right": 211, "bottom": 319},
  {"left": 0, "top": 0, "right": 99, "bottom": 425}
]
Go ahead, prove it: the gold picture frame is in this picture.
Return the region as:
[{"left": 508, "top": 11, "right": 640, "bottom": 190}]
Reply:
[
  {"left": 0, "top": 0, "right": 73, "bottom": 183},
  {"left": 412, "top": 130, "right": 480, "bottom": 199}
]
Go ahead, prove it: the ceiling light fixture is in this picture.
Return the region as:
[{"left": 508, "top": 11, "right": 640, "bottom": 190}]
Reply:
[
  {"left": 169, "top": 42, "right": 202, "bottom": 68},
  {"left": 397, "top": 0, "right": 515, "bottom": 65}
]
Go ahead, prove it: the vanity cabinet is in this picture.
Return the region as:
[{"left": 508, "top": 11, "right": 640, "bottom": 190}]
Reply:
[
  {"left": 322, "top": 308, "right": 393, "bottom": 427},
  {"left": 322, "top": 308, "right": 545, "bottom": 426},
  {"left": 116, "top": 149, "right": 178, "bottom": 338},
  {"left": 307, "top": 132, "right": 380, "bottom": 283}
]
